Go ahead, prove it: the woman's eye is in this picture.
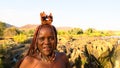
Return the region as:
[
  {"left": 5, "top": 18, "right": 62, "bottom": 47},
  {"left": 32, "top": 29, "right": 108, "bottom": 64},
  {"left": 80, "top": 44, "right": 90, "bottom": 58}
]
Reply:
[
  {"left": 49, "top": 36, "right": 54, "bottom": 40},
  {"left": 38, "top": 37, "right": 44, "bottom": 41},
  {"left": 38, "top": 36, "right": 54, "bottom": 42}
]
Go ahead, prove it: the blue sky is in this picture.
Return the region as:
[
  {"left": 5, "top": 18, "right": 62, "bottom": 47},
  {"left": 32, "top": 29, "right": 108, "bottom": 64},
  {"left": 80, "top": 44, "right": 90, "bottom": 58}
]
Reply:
[{"left": 0, "top": 0, "right": 120, "bottom": 30}]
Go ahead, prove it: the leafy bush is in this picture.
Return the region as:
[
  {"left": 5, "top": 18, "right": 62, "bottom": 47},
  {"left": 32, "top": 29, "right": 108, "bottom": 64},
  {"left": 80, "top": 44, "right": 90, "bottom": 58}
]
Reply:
[
  {"left": 58, "top": 30, "right": 66, "bottom": 35},
  {"left": 13, "top": 34, "right": 27, "bottom": 43},
  {"left": 68, "top": 28, "right": 83, "bottom": 35}
]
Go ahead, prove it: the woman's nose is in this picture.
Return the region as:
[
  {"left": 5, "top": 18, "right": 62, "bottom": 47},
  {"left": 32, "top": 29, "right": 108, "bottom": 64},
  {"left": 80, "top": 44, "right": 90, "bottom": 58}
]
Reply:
[{"left": 44, "top": 38, "right": 49, "bottom": 44}]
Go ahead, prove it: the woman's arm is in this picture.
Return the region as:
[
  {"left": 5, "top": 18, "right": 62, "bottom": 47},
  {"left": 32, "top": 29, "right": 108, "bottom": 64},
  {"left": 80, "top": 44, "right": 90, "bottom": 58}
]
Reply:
[{"left": 60, "top": 52, "right": 72, "bottom": 68}]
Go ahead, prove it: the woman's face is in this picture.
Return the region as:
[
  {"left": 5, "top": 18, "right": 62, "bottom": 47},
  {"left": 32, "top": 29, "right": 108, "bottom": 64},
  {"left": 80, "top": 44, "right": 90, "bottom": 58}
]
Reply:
[{"left": 37, "top": 26, "right": 55, "bottom": 56}]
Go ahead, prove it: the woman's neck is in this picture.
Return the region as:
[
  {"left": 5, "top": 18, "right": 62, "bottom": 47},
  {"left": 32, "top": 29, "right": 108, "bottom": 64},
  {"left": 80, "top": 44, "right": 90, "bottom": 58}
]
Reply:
[{"left": 39, "top": 52, "right": 56, "bottom": 63}]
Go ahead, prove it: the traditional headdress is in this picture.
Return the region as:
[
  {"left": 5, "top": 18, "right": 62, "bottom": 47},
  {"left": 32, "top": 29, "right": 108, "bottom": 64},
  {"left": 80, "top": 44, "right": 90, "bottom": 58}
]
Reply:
[{"left": 40, "top": 11, "right": 53, "bottom": 25}]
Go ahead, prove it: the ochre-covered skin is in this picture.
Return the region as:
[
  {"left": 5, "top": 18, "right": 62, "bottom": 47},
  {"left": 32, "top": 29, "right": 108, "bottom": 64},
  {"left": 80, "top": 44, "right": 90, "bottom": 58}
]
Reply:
[{"left": 19, "top": 52, "right": 71, "bottom": 68}]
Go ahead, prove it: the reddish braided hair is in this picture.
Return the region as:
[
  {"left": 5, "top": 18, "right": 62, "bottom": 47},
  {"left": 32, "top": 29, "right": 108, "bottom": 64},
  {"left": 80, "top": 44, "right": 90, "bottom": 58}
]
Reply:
[{"left": 26, "top": 25, "right": 41, "bottom": 56}]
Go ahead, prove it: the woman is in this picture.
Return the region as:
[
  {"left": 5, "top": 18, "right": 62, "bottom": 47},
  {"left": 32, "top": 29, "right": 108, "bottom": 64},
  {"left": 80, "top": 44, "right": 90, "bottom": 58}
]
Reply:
[{"left": 15, "top": 12, "right": 71, "bottom": 68}]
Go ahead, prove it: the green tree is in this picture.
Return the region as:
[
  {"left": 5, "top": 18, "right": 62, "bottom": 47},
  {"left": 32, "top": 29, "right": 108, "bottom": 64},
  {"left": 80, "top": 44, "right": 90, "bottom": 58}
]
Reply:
[
  {"left": 0, "top": 21, "right": 7, "bottom": 37},
  {"left": 84, "top": 28, "right": 96, "bottom": 35},
  {"left": 58, "top": 30, "right": 66, "bottom": 35},
  {"left": 68, "top": 28, "right": 83, "bottom": 35},
  {"left": 28, "top": 29, "right": 34, "bottom": 37}
]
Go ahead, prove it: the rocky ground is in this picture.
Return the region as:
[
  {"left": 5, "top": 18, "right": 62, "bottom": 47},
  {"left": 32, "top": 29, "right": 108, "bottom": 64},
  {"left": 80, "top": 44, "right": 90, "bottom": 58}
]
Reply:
[{"left": 0, "top": 36, "right": 120, "bottom": 68}]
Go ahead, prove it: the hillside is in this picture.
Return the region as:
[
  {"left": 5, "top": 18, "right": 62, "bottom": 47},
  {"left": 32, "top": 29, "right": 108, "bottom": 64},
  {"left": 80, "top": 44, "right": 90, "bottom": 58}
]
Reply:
[
  {"left": 19, "top": 24, "right": 73, "bottom": 31},
  {"left": 19, "top": 24, "right": 38, "bottom": 31},
  {"left": 0, "top": 21, "right": 15, "bottom": 28}
]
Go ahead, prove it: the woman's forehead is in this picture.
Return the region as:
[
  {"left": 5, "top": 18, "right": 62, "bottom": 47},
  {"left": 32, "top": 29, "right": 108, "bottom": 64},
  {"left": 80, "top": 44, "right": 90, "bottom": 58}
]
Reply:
[
  {"left": 38, "top": 25, "right": 54, "bottom": 35},
  {"left": 40, "top": 26, "right": 52, "bottom": 32},
  {"left": 40, "top": 25, "right": 53, "bottom": 31}
]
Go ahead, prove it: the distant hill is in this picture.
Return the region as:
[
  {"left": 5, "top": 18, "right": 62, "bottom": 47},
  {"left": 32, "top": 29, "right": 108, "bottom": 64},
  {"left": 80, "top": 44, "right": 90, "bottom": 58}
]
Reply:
[
  {"left": 19, "top": 24, "right": 38, "bottom": 31},
  {"left": 6, "top": 23, "right": 15, "bottom": 28},
  {"left": 0, "top": 21, "right": 72, "bottom": 31},
  {"left": 19, "top": 24, "right": 73, "bottom": 31},
  {"left": 0, "top": 21, "right": 15, "bottom": 28},
  {"left": 56, "top": 27, "right": 73, "bottom": 31}
]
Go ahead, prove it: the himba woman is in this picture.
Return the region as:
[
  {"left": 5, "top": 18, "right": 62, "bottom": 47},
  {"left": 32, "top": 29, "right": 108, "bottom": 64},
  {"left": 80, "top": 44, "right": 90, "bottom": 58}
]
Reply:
[{"left": 15, "top": 11, "right": 72, "bottom": 68}]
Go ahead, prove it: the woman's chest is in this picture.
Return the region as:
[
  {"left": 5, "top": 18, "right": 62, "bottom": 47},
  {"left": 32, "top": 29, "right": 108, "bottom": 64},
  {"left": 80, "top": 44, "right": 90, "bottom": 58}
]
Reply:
[{"left": 34, "top": 60, "right": 66, "bottom": 68}]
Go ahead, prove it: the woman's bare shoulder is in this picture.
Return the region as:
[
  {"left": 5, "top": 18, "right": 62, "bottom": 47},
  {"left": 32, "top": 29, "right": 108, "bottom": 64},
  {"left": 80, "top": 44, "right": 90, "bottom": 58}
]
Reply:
[
  {"left": 57, "top": 52, "right": 72, "bottom": 68},
  {"left": 19, "top": 56, "right": 38, "bottom": 68},
  {"left": 57, "top": 52, "right": 68, "bottom": 60}
]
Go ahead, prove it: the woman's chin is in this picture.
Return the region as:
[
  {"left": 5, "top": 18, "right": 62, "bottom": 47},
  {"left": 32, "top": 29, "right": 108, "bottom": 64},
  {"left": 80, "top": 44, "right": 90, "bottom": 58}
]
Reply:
[{"left": 43, "top": 51, "right": 52, "bottom": 56}]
